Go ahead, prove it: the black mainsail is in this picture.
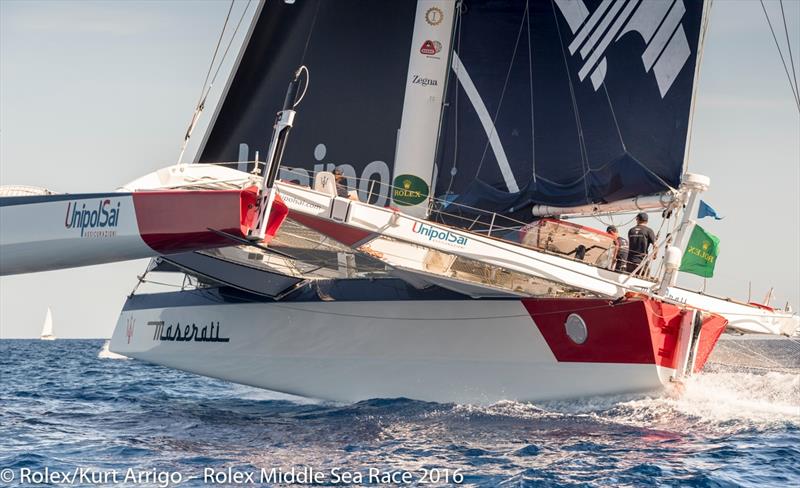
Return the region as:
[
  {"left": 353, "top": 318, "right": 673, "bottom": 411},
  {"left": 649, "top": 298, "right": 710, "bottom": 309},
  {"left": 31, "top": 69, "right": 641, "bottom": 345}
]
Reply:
[
  {"left": 196, "top": 0, "right": 417, "bottom": 207},
  {"left": 437, "top": 0, "right": 707, "bottom": 219},
  {"left": 196, "top": 0, "right": 707, "bottom": 219}
]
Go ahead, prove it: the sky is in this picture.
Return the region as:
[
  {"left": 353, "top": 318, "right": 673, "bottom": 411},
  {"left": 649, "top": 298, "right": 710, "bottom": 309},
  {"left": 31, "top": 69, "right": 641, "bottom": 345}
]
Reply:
[{"left": 1, "top": 0, "right": 798, "bottom": 338}]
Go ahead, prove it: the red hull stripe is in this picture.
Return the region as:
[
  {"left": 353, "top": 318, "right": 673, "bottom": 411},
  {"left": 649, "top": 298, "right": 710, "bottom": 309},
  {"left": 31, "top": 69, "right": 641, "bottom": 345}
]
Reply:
[
  {"left": 132, "top": 187, "right": 283, "bottom": 254},
  {"left": 523, "top": 297, "right": 727, "bottom": 369},
  {"left": 523, "top": 298, "right": 680, "bottom": 367},
  {"left": 693, "top": 313, "right": 728, "bottom": 373}
]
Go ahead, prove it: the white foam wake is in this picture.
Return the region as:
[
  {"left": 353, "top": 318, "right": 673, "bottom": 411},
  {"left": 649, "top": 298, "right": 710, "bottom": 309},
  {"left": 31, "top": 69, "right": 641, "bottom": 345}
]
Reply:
[
  {"left": 453, "top": 369, "right": 799, "bottom": 436},
  {"left": 601, "top": 370, "right": 799, "bottom": 434},
  {"left": 97, "top": 340, "right": 129, "bottom": 360}
]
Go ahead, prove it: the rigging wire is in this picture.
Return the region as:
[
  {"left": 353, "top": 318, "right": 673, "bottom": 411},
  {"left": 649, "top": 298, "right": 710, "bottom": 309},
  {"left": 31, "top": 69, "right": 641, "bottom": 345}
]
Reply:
[
  {"left": 683, "top": 0, "right": 714, "bottom": 173},
  {"left": 759, "top": 0, "right": 800, "bottom": 112},
  {"left": 299, "top": 0, "right": 322, "bottom": 66},
  {"left": 443, "top": 3, "right": 464, "bottom": 199},
  {"left": 474, "top": 2, "right": 527, "bottom": 179},
  {"left": 177, "top": 0, "right": 253, "bottom": 164},
  {"left": 196, "top": 0, "right": 235, "bottom": 113},
  {"left": 550, "top": 0, "right": 591, "bottom": 204},
  {"left": 779, "top": 0, "right": 799, "bottom": 104},
  {"left": 526, "top": 0, "right": 536, "bottom": 185},
  {"left": 292, "top": 66, "right": 311, "bottom": 108},
  {"left": 601, "top": 84, "right": 626, "bottom": 153},
  {"left": 207, "top": 0, "right": 253, "bottom": 91}
]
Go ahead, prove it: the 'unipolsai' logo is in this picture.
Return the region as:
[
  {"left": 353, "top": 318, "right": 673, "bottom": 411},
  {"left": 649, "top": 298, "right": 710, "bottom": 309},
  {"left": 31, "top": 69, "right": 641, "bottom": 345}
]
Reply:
[
  {"left": 412, "top": 221, "right": 468, "bottom": 247},
  {"left": 555, "top": 0, "right": 693, "bottom": 97},
  {"left": 64, "top": 198, "right": 121, "bottom": 237}
]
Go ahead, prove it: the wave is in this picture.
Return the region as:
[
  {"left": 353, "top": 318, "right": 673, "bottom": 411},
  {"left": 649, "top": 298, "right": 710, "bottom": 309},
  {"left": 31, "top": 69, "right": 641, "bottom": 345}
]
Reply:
[
  {"left": 97, "top": 340, "right": 129, "bottom": 360},
  {"left": 438, "top": 368, "right": 800, "bottom": 439}
]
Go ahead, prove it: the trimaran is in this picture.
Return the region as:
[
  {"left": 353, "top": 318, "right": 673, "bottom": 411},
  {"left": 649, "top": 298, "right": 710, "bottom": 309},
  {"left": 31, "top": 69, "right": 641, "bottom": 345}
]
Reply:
[{"left": 1, "top": 0, "right": 797, "bottom": 404}]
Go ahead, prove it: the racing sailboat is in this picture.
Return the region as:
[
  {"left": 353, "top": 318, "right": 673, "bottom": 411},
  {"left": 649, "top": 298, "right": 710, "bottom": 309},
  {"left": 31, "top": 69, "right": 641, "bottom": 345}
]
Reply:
[
  {"left": 3, "top": 0, "right": 797, "bottom": 403},
  {"left": 102, "top": 0, "right": 795, "bottom": 403}
]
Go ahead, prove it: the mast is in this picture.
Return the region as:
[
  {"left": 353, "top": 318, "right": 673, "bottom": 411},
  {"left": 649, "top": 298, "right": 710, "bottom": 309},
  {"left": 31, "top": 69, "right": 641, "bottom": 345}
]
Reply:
[{"left": 390, "top": 0, "right": 457, "bottom": 217}]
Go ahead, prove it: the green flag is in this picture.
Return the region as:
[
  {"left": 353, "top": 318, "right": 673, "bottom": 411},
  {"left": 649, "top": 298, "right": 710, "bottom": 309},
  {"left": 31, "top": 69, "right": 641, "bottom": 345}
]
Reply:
[{"left": 680, "top": 225, "right": 720, "bottom": 278}]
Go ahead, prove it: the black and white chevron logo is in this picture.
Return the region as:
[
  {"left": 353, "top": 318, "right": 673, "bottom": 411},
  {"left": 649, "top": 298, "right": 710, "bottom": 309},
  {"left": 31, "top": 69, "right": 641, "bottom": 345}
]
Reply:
[{"left": 555, "top": 0, "right": 694, "bottom": 97}]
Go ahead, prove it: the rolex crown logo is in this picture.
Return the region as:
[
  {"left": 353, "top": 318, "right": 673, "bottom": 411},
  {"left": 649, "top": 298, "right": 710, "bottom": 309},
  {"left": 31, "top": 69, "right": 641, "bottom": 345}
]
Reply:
[{"left": 403, "top": 180, "right": 412, "bottom": 190}]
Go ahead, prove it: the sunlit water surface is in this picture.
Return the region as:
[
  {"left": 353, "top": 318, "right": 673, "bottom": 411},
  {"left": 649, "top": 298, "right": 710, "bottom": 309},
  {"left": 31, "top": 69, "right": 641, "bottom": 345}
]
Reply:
[{"left": 0, "top": 338, "right": 797, "bottom": 487}]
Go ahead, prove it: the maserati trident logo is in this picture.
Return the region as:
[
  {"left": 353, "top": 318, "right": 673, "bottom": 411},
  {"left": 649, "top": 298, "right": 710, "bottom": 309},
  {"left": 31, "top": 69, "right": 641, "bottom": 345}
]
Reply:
[
  {"left": 554, "top": 0, "right": 693, "bottom": 97},
  {"left": 126, "top": 317, "right": 135, "bottom": 344}
]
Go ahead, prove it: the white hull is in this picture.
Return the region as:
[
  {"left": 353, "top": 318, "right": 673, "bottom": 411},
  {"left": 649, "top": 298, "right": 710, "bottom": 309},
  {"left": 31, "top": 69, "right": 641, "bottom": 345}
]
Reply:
[
  {"left": 0, "top": 187, "right": 268, "bottom": 276},
  {"left": 110, "top": 294, "right": 690, "bottom": 404}
]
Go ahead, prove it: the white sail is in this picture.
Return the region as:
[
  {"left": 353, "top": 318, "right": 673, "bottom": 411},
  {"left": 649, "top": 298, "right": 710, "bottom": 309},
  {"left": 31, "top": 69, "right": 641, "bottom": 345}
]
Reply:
[{"left": 40, "top": 307, "right": 55, "bottom": 340}]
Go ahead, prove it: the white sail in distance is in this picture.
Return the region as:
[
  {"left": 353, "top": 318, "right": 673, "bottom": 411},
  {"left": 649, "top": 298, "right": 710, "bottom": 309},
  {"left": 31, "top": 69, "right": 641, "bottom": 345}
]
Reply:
[{"left": 40, "top": 307, "right": 55, "bottom": 340}]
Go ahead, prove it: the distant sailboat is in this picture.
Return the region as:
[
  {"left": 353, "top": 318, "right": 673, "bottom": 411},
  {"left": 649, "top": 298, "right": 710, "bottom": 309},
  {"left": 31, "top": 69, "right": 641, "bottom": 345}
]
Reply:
[{"left": 39, "top": 307, "right": 55, "bottom": 340}]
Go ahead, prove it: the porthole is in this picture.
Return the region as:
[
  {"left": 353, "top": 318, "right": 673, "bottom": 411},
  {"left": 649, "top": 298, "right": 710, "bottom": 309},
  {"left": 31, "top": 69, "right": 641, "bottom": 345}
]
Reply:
[{"left": 565, "top": 313, "right": 588, "bottom": 344}]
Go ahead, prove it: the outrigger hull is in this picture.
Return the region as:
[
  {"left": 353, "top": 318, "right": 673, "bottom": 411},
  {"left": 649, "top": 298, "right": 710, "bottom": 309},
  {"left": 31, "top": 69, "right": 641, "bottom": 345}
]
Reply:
[
  {"left": 110, "top": 289, "right": 726, "bottom": 404},
  {"left": 0, "top": 186, "right": 287, "bottom": 276}
]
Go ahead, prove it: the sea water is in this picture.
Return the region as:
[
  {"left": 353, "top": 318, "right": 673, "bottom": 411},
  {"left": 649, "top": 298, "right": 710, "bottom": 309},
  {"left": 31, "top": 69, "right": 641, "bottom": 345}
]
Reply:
[{"left": 0, "top": 338, "right": 797, "bottom": 487}]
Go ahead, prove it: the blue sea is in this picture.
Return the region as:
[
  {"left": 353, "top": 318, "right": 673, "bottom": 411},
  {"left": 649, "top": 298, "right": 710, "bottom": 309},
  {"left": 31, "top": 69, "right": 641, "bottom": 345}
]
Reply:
[{"left": 0, "top": 338, "right": 798, "bottom": 487}]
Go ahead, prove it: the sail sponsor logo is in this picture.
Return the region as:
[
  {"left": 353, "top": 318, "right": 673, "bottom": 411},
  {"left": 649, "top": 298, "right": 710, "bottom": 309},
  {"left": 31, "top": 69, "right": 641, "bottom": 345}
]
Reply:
[
  {"left": 147, "top": 320, "right": 230, "bottom": 343},
  {"left": 392, "top": 174, "right": 429, "bottom": 206},
  {"left": 685, "top": 241, "right": 715, "bottom": 264},
  {"left": 411, "top": 75, "right": 438, "bottom": 87},
  {"left": 425, "top": 6, "right": 444, "bottom": 26},
  {"left": 412, "top": 222, "right": 468, "bottom": 248},
  {"left": 64, "top": 198, "right": 121, "bottom": 237},
  {"left": 555, "top": 0, "right": 693, "bottom": 97},
  {"left": 420, "top": 40, "right": 442, "bottom": 57}
]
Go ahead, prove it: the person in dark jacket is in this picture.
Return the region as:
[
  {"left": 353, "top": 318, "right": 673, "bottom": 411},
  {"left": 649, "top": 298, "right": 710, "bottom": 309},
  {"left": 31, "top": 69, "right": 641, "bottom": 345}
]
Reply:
[
  {"left": 607, "top": 225, "right": 628, "bottom": 272},
  {"left": 333, "top": 168, "right": 357, "bottom": 200},
  {"left": 627, "top": 213, "right": 656, "bottom": 275}
]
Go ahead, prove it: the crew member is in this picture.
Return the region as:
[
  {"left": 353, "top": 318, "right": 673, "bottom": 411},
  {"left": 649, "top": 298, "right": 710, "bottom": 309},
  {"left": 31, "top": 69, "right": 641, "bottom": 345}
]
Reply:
[
  {"left": 333, "top": 168, "right": 358, "bottom": 201},
  {"left": 606, "top": 225, "right": 628, "bottom": 272},
  {"left": 627, "top": 212, "right": 656, "bottom": 275}
]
